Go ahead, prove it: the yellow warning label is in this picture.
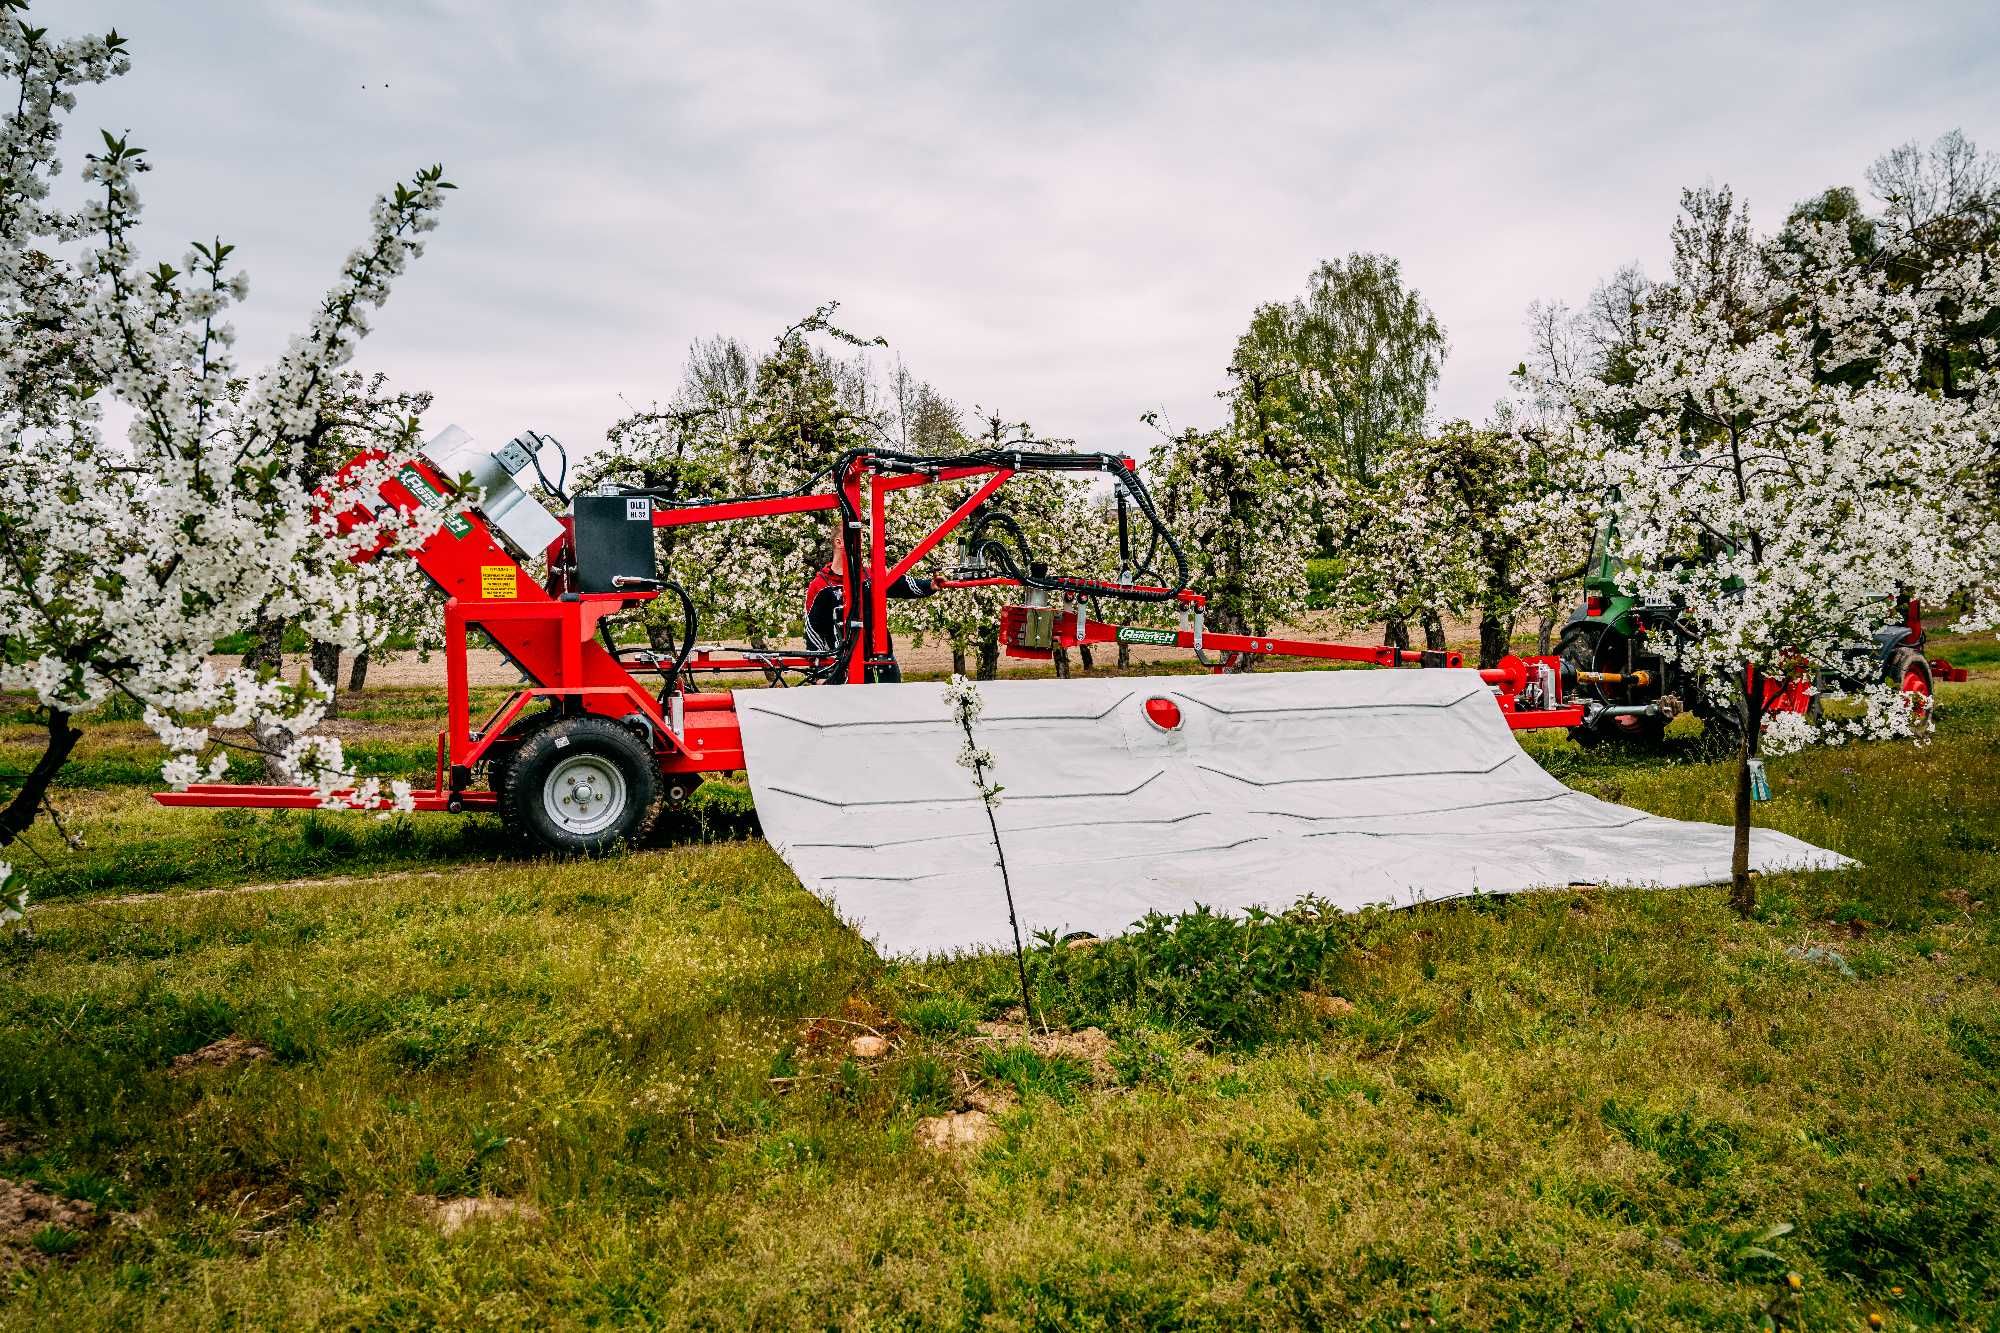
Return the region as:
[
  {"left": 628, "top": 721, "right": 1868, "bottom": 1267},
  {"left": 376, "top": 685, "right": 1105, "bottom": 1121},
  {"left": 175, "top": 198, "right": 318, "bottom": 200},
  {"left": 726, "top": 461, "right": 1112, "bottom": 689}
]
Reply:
[{"left": 480, "top": 566, "right": 517, "bottom": 599}]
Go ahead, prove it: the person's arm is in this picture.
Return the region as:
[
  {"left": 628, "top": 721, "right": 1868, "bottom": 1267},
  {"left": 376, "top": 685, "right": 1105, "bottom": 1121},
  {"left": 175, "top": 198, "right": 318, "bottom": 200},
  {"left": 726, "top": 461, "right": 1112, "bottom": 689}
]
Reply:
[{"left": 885, "top": 573, "right": 937, "bottom": 599}]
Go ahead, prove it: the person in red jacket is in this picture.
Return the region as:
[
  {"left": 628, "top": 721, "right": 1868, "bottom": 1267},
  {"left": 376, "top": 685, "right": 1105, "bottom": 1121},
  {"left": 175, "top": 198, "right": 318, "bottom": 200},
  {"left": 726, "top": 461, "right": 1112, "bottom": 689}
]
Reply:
[{"left": 803, "top": 523, "right": 937, "bottom": 675}]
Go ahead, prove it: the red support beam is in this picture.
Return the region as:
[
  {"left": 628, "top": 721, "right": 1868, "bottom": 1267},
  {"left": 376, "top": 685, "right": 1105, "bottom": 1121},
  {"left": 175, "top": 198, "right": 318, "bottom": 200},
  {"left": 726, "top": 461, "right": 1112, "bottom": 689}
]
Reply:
[
  {"left": 870, "top": 474, "right": 890, "bottom": 657},
  {"left": 649, "top": 491, "right": 842, "bottom": 528},
  {"left": 888, "top": 469, "right": 1012, "bottom": 582}
]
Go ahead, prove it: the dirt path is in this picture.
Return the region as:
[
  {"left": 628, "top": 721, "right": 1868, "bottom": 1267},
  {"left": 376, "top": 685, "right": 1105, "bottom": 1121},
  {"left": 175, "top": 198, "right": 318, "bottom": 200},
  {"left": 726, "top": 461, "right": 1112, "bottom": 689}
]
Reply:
[{"left": 47, "top": 870, "right": 457, "bottom": 911}]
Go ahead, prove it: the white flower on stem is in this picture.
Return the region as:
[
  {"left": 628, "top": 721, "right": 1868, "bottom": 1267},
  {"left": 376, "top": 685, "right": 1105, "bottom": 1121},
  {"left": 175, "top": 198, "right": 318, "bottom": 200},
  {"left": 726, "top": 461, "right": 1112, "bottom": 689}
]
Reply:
[
  {"left": 942, "top": 673, "right": 1031, "bottom": 1018},
  {"left": 944, "top": 675, "right": 1003, "bottom": 807},
  {"left": 942, "top": 673, "right": 984, "bottom": 723}
]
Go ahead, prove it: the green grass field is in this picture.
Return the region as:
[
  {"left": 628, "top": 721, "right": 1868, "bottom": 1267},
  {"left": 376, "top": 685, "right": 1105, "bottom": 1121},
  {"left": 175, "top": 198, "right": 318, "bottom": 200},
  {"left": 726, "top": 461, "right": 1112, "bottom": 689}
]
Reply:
[{"left": 0, "top": 643, "right": 1996, "bottom": 1328}]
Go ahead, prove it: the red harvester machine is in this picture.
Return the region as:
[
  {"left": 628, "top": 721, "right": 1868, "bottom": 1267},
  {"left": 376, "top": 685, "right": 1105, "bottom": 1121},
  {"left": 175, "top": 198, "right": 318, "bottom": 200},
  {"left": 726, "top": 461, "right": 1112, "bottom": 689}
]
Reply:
[{"left": 158, "top": 430, "right": 1627, "bottom": 853}]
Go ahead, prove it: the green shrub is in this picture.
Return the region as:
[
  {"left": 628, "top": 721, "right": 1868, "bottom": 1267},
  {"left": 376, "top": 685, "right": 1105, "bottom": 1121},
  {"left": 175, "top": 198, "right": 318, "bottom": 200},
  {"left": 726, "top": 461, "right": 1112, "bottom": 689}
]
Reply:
[{"left": 1026, "top": 900, "right": 1384, "bottom": 1045}]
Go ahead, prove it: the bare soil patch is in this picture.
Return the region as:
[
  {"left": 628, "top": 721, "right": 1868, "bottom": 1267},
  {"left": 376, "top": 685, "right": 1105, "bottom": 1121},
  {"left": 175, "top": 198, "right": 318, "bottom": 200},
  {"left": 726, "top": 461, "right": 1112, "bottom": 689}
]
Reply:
[
  {"left": 203, "top": 610, "right": 1420, "bottom": 692},
  {"left": 170, "top": 1036, "right": 271, "bottom": 1075},
  {"left": 914, "top": 1111, "right": 1000, "bottom": 1152},
  {"left": 1301, "top": 992, "right": 1356, "bottom": 1019},
  {"left": 0, "top": 1121, "right": 38, "bottom": 1160},
  {"left": 973, "top": 1018, "right": 1116, "bottom": 1079},
  {"left": 415, "top": 1195, "right": 543, "bottom": 1236},
  {"left": 0, "top": 1177, "right": 97, "bottom": 1271},
  {"left": 78, "top": 869, "right": 454, "bottom": 911}
]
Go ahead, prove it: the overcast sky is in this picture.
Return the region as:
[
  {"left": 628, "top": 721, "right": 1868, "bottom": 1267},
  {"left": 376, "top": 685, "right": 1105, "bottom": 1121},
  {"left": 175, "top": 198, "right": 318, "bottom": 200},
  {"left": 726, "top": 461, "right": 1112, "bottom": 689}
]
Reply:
[{"left": 53, "top": 1, "right": 2000, "bottom": 461}]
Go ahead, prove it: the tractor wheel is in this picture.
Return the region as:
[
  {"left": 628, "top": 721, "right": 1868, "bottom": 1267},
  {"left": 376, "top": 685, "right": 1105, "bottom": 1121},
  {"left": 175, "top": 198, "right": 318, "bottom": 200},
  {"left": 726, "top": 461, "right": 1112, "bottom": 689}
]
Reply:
[
  {"left": 501, "top": 715, "right": 659, "bottom": 855},
  {"left": 1558, "top": 624, "right": 1667, "bottom": 749},
  {"left": 487, "top": 707, "right": 560, "bottom": 805},
  {"left": 1885, "top": 646, "right": 1934, "bottom": 721}
]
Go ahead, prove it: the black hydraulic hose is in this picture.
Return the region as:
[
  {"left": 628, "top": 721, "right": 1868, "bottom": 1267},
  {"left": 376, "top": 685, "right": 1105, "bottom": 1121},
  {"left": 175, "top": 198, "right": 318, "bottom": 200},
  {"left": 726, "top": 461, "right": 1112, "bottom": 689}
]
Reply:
[
  {"left": 523, "top": 429, "right": 571, "bottom": 507},
  {"left": 658, "top": 578, "right": 698, "bottom": 692},
  {"left": 631, "top": 443, "right": 1194, "bottom": 678},
  {"left": 601, "top": 579, "right": 699, "bottom": 695},
  {"left": 865, "top": 445, "right": 1188, "bottom": 604},
  {"left": 1116, "top": 489, "right": 1130, "bottom": 570}
]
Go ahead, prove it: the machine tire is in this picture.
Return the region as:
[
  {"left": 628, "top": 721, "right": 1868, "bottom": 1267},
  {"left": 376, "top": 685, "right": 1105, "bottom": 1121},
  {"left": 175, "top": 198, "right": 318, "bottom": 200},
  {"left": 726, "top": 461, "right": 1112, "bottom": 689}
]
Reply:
[
  {"left": 1558, "top": 623, "right": 1667, "bottom": 750},
  {"left": 487, "top": 707, "right": 560, "bottom": 805},
  {"left": 1885, "top": 646, "right": 1934, "bottom": 720},
  {"left": 501, "top": 715, "right": 659, "bottom": 855}
]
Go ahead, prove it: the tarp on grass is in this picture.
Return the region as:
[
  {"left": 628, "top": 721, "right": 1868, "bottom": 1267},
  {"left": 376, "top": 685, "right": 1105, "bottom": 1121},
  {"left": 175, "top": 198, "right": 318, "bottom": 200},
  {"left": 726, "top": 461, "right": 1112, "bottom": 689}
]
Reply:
[{"left": 735, "top": 669, "right": 1848, "bottom": 957}]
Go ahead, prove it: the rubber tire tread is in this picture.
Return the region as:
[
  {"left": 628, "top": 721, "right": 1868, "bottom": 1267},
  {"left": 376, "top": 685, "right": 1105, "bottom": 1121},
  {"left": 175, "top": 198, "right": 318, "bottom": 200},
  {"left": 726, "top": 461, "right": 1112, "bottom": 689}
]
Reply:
[
  {"left": 1885, "top": 646, "right": 1932, "bottom": 694},
  {"left": 501, "top": 715, "right": 659, "bottom": 855},
  {"left": 488, "top": 706, "right": 561, "bottom": 804}
]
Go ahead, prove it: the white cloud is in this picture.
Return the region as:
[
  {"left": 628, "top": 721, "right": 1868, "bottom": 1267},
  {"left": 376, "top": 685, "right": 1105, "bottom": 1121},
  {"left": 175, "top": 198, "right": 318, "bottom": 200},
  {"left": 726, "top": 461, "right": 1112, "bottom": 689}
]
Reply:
[{"left": 50, "top": 0, "right": 2000, "bottom": 459}]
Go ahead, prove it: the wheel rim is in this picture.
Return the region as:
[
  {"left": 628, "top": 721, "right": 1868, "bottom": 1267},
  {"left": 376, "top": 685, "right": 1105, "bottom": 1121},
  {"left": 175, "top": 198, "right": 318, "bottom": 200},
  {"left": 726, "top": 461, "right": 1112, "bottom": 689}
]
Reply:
[{"left": 542, "top": 753, "right": 628, "bottom": 836}]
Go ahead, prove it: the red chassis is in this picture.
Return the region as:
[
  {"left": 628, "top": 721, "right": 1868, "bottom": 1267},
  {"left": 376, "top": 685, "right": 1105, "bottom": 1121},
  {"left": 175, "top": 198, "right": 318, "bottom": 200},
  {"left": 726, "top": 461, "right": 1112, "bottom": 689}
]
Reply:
[{"left": 156, "top": 450, "right": 1582, "bottom": 818}]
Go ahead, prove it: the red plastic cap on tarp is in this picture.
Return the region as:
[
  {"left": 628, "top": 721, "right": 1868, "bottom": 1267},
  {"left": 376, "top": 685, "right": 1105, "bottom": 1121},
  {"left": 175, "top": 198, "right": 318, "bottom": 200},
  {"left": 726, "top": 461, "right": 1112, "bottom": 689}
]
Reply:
[{"left": 1143, "top": 696, "right": 1183, "bottom": 731}]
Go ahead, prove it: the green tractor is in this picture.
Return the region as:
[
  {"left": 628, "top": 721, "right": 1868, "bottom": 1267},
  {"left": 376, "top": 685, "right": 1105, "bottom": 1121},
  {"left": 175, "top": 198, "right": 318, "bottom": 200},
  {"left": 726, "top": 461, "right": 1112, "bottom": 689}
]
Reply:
[{"left": 1556, "top": 515, "right": 1960, "bottom": 752}]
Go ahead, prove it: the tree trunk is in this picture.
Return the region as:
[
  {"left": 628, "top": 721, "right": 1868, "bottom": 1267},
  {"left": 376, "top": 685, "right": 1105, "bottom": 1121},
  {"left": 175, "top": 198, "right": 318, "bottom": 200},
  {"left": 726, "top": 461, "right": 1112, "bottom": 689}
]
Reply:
[
  {"left": 951, "top": 646, "right": 967, "bottom": 678},
  {"left": 1117, "top": 642, "right": 1131, "bottom": 670},
  {"left": 1421, "top": 611, "right": 1447, "bottom": 652},
  {"left": 243, "top": 607, "right": 301, "bottom": 782},
  {"left": 1383, "top": 616, "right": 1411, "bottom": 651},
  {"left": 242, "top": 614, "right": 286, "bottom": 674},
  {"left": 251, "top": 717, "right": 294, "bottom": 783},
  {"left": 1536, "top": 609, "right": 1557, "bottom": 656},
  {"left": 310, "top": 640, "right": 343, "bottom": 719},
  {"left": 1477, "top": 611, "right": 1509, "bottom": 670},
  {"left": 1077, "top": 642, "right": 1095, "bottom": 673},
  {"left": 975, "top": 629, "right": 1000, "bottom": 681},
  {"left": 347, "top": 648, "right": 370, "bottom": 693},
  {"left": 1729, "top": 664, "right": 1761, "bottom": 917},
  {"left": 1052, "top": 647, "right": 1071, "bottom": 679},
  {"left": 0, "top": 708, "right": 80, "bottom": 851}
]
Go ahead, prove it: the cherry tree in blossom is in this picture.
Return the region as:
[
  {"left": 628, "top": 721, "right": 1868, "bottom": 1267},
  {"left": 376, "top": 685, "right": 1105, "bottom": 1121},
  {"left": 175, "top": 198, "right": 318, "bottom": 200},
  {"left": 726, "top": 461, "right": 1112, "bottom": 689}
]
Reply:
[
  {"left": 1550, "top": 198, "right": 1999, "bottom": 911},
  {"left": 1316, "top": 432, "right": 1482, "bottom": 653},
  {"left": 588, "top": 306, "right": 887, "bottom": 654},
  {"left": 1144, "top": 369, "right": 1324, "bottom": 645},
  {"left": 0, "top": 1, "right": 453, "bottom": 892}
]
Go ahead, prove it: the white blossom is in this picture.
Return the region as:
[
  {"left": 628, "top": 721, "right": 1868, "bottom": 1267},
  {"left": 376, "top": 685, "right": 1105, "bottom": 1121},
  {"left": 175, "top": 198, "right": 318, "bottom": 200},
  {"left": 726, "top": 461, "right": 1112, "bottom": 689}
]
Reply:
[
  {"left": 941, "top": 673, "right": 984, "bottom": 722},
  {"left": 0, "top": 5, "right": 453, "bottom": 817},
  {"left": 1533, "top": 204, "right": 1997, "bottom": 752},
  {"left": 0, "top": 862, "right": 22, "bottom": 927},
  {"left": 943, "top": 674, "right": 1003, "bottom": 807},
  {"left": 1146, "top": 412, "right": 1318, "bottom": 636}
]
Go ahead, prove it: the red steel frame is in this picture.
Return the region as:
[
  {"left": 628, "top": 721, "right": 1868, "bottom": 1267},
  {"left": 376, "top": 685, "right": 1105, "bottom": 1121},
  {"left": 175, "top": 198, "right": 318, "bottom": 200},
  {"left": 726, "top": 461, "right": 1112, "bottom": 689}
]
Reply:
[{"left": 156, "top": 451, "right": 1581, "bottom": 816}]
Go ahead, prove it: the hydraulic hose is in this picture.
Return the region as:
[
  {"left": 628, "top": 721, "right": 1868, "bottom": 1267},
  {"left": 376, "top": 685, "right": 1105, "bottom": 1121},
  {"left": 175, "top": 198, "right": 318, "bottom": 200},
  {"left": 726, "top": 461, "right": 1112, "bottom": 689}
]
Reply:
[{"left": 637, "top": 443, "right": 1193, "bottom": 683}]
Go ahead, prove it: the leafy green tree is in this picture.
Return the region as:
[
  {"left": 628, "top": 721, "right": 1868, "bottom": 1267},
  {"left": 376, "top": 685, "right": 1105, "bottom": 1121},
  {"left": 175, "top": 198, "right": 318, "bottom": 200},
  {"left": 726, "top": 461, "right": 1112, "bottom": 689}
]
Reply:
[{"left": 1231, "top": 253, "right": 1446, "bottom": 488}]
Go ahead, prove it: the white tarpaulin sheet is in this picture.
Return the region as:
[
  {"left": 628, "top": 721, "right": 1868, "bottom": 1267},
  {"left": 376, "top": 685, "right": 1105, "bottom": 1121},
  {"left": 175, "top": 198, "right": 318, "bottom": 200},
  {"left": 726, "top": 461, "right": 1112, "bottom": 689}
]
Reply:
[{"left": 736, "top": 670, "right": 1848, "bottom": 957}]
